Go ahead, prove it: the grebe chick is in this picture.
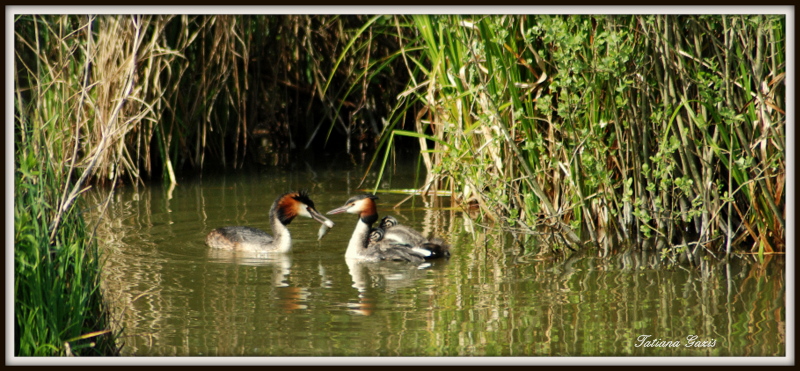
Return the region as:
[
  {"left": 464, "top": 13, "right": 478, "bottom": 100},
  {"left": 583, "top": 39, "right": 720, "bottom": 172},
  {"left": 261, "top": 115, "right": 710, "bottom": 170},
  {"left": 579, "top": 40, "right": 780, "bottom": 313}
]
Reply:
[
  {"left": 368, "top": 227, "right": 385, "bottom": 244},
  {"left": 379, "top": 215, "right": 425, "bottom": 246},
  {"left": 379, "top": 215, "right": 398, "bottom": 229},
  {"left": 379, "top": 215, "right": 451, "bottom": 259},
  {"left": 326, "top": 194, "right": 450, "bottom": 263},
  {"left": 206, "top": 190, "right": 334, "bottom": 253}
]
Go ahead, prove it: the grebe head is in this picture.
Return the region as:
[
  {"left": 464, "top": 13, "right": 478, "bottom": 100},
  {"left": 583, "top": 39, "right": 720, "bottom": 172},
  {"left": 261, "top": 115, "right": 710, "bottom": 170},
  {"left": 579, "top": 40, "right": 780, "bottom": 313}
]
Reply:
[
  {"left": 275, "top": 190, "right": 335, "bottom": 228},
  {"left": 326, "top": 193, "right": 379, "bottom": 226}
]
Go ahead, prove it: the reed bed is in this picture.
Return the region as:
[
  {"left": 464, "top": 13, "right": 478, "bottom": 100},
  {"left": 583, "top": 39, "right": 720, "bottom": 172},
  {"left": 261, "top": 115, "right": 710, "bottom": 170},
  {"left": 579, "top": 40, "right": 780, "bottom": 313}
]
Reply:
[
  {"left": 371, "top": 15, "right": 785, "bottom": 258},
  {"left": 14, "top": 15, "right": 122, "bottom": 355}
]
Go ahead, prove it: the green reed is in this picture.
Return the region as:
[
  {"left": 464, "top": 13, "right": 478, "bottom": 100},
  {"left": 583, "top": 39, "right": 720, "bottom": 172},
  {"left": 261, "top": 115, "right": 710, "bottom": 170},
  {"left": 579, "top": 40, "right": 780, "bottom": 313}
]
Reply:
[{"left": 369, "top": 15, "right": 784, "bottom": 257}]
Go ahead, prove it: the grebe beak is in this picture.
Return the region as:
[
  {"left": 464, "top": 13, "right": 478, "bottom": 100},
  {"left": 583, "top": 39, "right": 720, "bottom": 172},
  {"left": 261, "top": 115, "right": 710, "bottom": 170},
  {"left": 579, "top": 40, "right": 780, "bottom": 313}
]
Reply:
[
  {"left": 309, "top": 207, "right": 335, "bottom": 228},
  {"left": 326, "top": 205, "right": 351, "bottom": 215}
]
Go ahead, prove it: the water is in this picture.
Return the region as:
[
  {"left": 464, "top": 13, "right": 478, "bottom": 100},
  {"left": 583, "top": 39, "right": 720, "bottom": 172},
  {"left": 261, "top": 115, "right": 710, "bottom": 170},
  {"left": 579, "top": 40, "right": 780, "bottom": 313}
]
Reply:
[{"left": 87, "top": 162, "right": 786, "bottom": 358}]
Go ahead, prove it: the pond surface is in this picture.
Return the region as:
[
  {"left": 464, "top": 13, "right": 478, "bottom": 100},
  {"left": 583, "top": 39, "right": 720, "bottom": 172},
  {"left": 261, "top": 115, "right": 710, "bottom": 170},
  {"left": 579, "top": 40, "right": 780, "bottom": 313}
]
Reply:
[{"left": 87, "top": 160, "right": 786, "bottom": 360}]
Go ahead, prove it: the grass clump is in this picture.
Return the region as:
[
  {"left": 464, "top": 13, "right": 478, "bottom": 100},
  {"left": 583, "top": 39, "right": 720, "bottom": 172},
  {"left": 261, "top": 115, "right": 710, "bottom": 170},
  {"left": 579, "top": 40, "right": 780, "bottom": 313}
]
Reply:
[{"left": 14, "top": 132, "right": 118, "bottom": 356}]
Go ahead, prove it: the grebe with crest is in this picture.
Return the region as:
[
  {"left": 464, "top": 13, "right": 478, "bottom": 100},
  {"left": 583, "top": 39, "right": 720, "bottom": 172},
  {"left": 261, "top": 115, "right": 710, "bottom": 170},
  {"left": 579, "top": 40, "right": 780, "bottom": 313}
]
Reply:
[
  {"left": 326, "top": 194, "right": 450, "bottom": 263},
  {"left": 206, "top": 190, "right": 334, "bottom": 253}
]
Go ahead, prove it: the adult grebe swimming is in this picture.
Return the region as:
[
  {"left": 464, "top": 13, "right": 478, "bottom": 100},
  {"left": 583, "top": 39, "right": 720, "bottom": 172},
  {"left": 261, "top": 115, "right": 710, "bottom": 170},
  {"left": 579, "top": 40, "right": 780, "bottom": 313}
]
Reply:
[
  {"left": 326, "top": 194, "right": 449, "bottom": 263},
  {"left": 206, "top": 190, "right": 334, "bottom": 252}
]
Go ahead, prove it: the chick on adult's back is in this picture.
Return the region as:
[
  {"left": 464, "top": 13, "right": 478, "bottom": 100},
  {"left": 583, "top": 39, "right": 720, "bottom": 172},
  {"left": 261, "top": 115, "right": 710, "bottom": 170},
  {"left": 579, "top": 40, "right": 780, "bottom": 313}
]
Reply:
[{"left": 326, "top": 194, "right": 449, "bottom": 263}]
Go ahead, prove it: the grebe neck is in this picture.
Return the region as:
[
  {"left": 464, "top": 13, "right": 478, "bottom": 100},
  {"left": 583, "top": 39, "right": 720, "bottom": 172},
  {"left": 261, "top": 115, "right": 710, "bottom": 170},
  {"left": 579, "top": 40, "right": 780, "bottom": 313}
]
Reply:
[
  {"left": 269, "top": 206, "right": 292, "bottom": 253},
  {"left": 345, "top": 217, "right": 372, "bottom": 259}
]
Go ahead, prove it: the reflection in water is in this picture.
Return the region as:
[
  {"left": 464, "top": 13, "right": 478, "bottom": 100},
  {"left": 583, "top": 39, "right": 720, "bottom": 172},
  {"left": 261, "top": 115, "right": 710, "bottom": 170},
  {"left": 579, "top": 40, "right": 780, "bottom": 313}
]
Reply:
[
  {"left": 86, "top": 168, "right": 786, "bottom": 358},
  {"left": 206, "top": 249, "right": 293, "bottom": 287},
  {"left": 344, "top": 258, "right": 375, "bottom": 316},
  {"left": 344, "top": 258, "right": 438, "bottom": 316}
]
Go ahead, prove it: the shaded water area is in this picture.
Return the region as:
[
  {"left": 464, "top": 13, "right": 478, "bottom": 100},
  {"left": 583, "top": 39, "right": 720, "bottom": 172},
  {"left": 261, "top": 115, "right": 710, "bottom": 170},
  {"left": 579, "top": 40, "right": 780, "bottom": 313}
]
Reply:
[{"left": 87, "top": 160, "right": 786, "bottom": 358}]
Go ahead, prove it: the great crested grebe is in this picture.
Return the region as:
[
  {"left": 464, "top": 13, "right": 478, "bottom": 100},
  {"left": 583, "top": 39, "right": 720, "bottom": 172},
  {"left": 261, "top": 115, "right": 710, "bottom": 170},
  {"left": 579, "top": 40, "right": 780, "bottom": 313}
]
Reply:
[
  {"left": 326, "top": 194, "right": 450, "bottom": 263},
  {"left": 206, "top": 190, "right": 334, "bottom": 253}
]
